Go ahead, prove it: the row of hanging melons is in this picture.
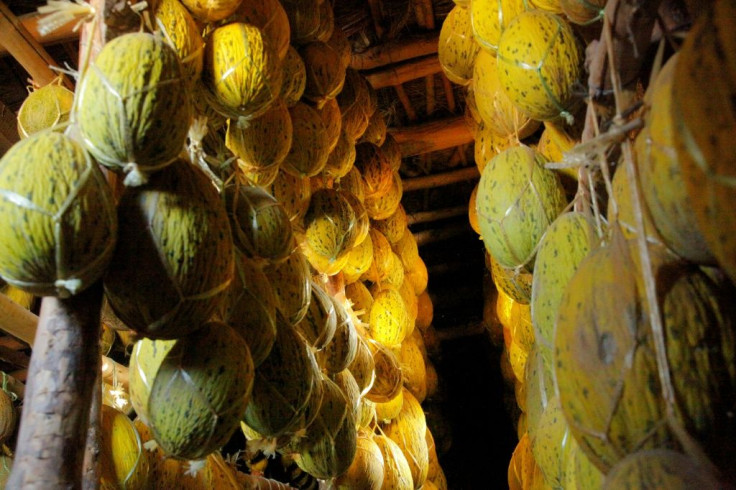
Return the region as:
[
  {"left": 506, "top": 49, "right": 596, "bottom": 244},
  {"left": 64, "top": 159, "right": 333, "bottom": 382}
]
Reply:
[
  {"left": 0, "top": 0, "right": 451, "bottom": 486},
  {"left": 443, "top": 0, "right": 736, "bottom": 487}
]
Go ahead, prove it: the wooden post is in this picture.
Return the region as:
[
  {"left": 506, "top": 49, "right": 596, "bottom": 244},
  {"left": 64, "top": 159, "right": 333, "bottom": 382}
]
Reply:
[
  {"left": 365, "top": 55, "right": 441, "bottom": 89},
  {"left": 0, "top": 1, "right": 70, "bottom": 88},
  {"left": 403, "top": 166, "right": 479, "bottom": 192},
  {"left": 390, "top": 116, "right": 473, "bottom": 157},
  {"left": 351, "top": 32, "right": 440, "bottom": 70},
  {"left": 366, "top": 0, "right": 384, "bottom": 39},
  {"left": 8, "top": 283, "right": 103, "bottom": 489},
  {"left": 82, "top": 368, "right": 102, "bottom": 490}
]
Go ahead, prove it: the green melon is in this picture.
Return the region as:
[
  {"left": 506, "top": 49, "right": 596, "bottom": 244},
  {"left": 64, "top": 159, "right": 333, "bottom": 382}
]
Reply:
[
  {"left": 263, "top": 250, "right": 312, "bottom": 325},
  {"left": 104, "top": 159, "right": 234, "bottom": 339},
  {"left": 224, "top": 183, "right": 294, "bottom": 262},
  {"left": 303, "top": 188, "right": 359, "bottom": 264},
  {"left": 476, "top": 145, "right": 567, "bottom": 270},
  {"left": 319, "top": 297, "right": 359, "bottom": 373},
  {"left": 217, "top": 250, "right": 277, "bottom": 367},
  {"left": 487, "top": 252, "right": 533, "bottom": 305},
  {"left": 267, "top": 169, "right": 312, "bottom": 222},
  {"left": 76, "top": 32, "right": 191, "bottom": 186},
  {"left": 154, "top": 0, "right": 204, "bottom": 84},
  {"left": 295, "top": 281, "right": 337, "bottom": 350},
  {"left": 225, "top": 99, "right": 293, "bottom": 171},
  {"left": 129, "top": 321, "right": 253, "bottom": 460},
  {"left": 0, "top": 132, "right": 117, "bottom": 297},
  {"left": 282, "top": 102, "right": 331, "bottom": 177}
]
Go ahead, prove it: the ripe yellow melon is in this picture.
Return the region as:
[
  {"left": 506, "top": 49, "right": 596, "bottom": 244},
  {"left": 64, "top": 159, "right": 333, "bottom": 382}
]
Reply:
[
  {"left": 16, "top": 80, "right": 74, "bottom": 138},
  {"left": 439, "top": 5, "right": 481, "bottom": 86},
  {"left": 181, "top": 0, "right": 242, "bottom": 21},
  {"left": 154, "top": 0, "right": 204, "bottom": 83},
  {"left": 267, "top": 169, "right": 312, "bottom": 222},
  {"left": 364, "top": 171, "right": 404, "bottom": 220},
  {"left": 335, "top": 432, "right": 385, "bottom": 490},
  {"left": 226, "top": 99, "right": 292, "bottom": 171},
  {"left": 227, "top": 0, "right": 290, "bottom": 60},
  {"left": 300, "top": 41, "right": 346, "bottom": 106},
  {"left": 280, "top": 46, "right": 307, "bottom": 106},
  {"left": 470, "top": 0, "right": 526, "bottom": 52},
  {"left": 383, "top": 389, "right": 429, "bottom": 489},
  {"left": 369, "top": 287, "right": 409, "bottom": 347}
]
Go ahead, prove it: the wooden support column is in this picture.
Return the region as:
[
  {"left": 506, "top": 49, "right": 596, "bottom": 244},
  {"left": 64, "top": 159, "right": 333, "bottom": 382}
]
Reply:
[
  {"left": 365, "top": 55, "right": 441, "bottom": 89},
  {"left": 351, "top": 32, "right": 440, "bottom": 70},
  {"left": 390, "top": 116, "right": 474, "bottom": 157},
  {"left": 8, "top": 284, "right": 103, "bottom": 489},
  {"left": 0, "top": 2, "right": 70, "bottom": 88},
  {"left": 404, "top": 166, "right": 480, "bottom": 192}
]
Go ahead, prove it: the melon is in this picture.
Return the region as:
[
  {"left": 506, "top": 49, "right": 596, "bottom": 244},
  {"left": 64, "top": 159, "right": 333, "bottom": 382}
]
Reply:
[
  {"left": 328, "top": 27, "right": 352, "bottom": 69},
  {"left": 399, "top": 333, "right": 428, "bottom": 403},
  {"left": 226, "top": 0, "right": 290, "bottom": 60},
  {"left": 383, "top": 388, "right": 429, "bottom": 488},
  {"left": 317, "top": 98, "right": 343, "bottom": 153},
  {"left": 100, "top": 404, "right": 150, "bottom": 489},
  {"left": 487, "top": 252, "right": 533, "bottom": 304},
  {"left": 365, "top": 171, "right": 403, "bottom": 220},
  {"left": 104, "top": 160, "right": 234, "bottom": 339},
  {"left": 474, "top": 122, "right": 515, "bottom": 173},
  {"left": 282, "top": 102, "right": 331, "bottom": 177},
  {"left": 342, "top": 189, "right": 370, "bottom": 246},
  {"left": 77, "top": 32, "right": 191, "bottom": 186},
  {"left": 324, "top": 129, "right": 357, "bottom": 180},
  {"left": 469, "top": 184, "right": 481, "bottom": 234},
  {"left": 303, "top": 188, "right": 359, "bottom": 264},
  {"left": 295, "top": 281, "right": 337, "bottom": 350},
  {"left": 559, "top": 0, "right": 605, "bottom": 24},
  {"left": 267, "top": 169, "right": 312, "bottom": 222},
  {"left": 332, "top": 369, "right": 362, "bottom": 425},
  {"left": 345, "top": 281, "right": 374, "bottom": 321},
  {"left": 225, "top": 99, "right": 293, "bottom": 172},
  {"left": 342, "top": 230, "right": 375, "bottom": 284},
  {"left": 181, "top": 0, "right": 242, "bottom": 21},
  {"left": 372, "top": 205, "right": 408, "bottom": 245},
  {"left": 381, "top": 134, "right": 403, "bottom": 173},
  {"left": 315, "top": 0, "right": 335, "bottom": 42},
  {"left": 280, "top": 46, "right": 307, "bottom": 107},
  {"left": 263, "top": 250, "right": 312, "bottom": 325},
  {"left": 375, "top": 389, "right": 404, "bottom": 423},
  {"left": 369, "top": 287, "right": 409, "bottom": 347},
  {"left": 438, "top": 5, "right": 481, "bottom": 86},
  {"left": 366, "top": 341, "right": 403, "bottom": 404},
  {"left": 359, "top": 110, "right": 388, "bottom": 146},
  {"left": 497, "top": 11, "right": 581, "bottom": 123},
  {"left": 355, "top": 143, "right": 393, "bottom": 199},
  {"left": 348, "top": 338, "right": 377, "bottom": 396},
  {"left": 282, "top": 0, "right": 321, "bottom": 45},
  {"left": 338, "top": 165, "right": 367, "bottom": 203},
  {"left": 320, "top": 297, "right": 360, "bottom": 373},
  {"left": 154, "top": 0, "right": 204, "bottom": 83},
  {"left": 470, "top": 0, "right": 526, "bottom": 52},
  {"left": 335, "top": 432, "right": 385, "bottom": 490},
  {"left": 476, "top": 145, "right": 567, "bottom": 270},
  {"left": 338, "top": 69, "right": 372, "bottom": 140},
  {"left": 602, "top": 449, "right": 722, "bottom": 489},
  {"left": 237, "top": 158, "right": 280, "bottom": 187},
  {"left": 416, "top": 291, "right": 433, "bottom": 331},
  {"left": 384, "top": 252, "right": 406, "bottom": 289},
  {"left": 393, "top": 230, "right": 420, "bottom": 271},
  {"left": 129, "top": 321, "right": 253, "bottom": 459},
  {"left": 300, "top": 41, "right": 346, "bottom": 106},
  {"left": 0, "top": 132, "right": 117, "bottom": 297},
  {"left": 405, "top": 256, "right": 429, "bottom": 295},
  {"left": 16, "top": 80, "right": 74, "bottom": 138}
]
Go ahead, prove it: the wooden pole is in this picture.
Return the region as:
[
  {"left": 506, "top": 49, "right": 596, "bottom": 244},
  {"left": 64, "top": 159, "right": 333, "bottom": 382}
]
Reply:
[
  {"left": 82, "top": 368, "right": 101, "bottom": 490},
  {"left": 403, "top": 166, "right": 479, "bottom": 192},
  {"left": 407, "top": 206, "right": 470, "bottom": 225},
  {"left": 8, "top": 283, "right": 103, "bottom": 489},
  {"left": 441, "top": 74, "right": 457, "bottom": 113},
  {"left": 0, "top": 1, "right": 70, "bottom": 88},
  {"left": 414, "top": 223, "right": 472, "bottom": 246},
  {"left": 394, "top": 84, "right": 417, "bottom": 121},
  {"left": 366, "top": 0, "right": 385, "bottom": 39},
  {"left": 390, "top": 116, "right": 473, "bottom": 157},
  {"left": 436, "top": 322, "right": 486, "bottom": 342},
  {"left": 351, "top": 32, "right": 440, "bottom": 70},
  {"left": 365, "top": 55, "right": 441, "bottom": 89},
  {"left": 0, "top": 11, "right": 82, "bottom": 57}
]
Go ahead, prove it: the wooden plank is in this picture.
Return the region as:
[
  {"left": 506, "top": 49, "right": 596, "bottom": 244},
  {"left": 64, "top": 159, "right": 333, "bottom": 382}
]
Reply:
[
  {"left": 0, "top": 2, "right": 70, "bottom": 88},
  {"left": 404, "top": 166, "right": 480, "bottom": 192},
  {"left": 441, "top": 73, "right": 457, "bottom": 113},
  {"left": 0, "top": 345, "right": 29, "bottom": 368},
  {"left": 389, "top": 116, "right": 474, "bottom": 157},
  {"left": 0, "top": 98, "right": 18, "bottom": 155},
  {"left": 0, "top": 335, "right": 29, "bottom": 351},
  {"left": 0, "top": 11, "right": 82, "bottom": 57},
  {"left": 394, "top": 84, "right": 417, "bottom": 122},
  {"left": 351, "top": 32, "right": 440, "bottom": 70},
  {"left": 407, "top": 205, "right": 467, "bottom": 225},
  {"left": 365, "top": 55, "right": 441, "bottom": 89},
  {"left": 413, "top": 222, "right": 472, "bottom": 246}
]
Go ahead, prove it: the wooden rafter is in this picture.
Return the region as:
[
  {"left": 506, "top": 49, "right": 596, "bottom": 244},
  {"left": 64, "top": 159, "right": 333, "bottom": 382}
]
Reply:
[
  {"left": 407, "top": 205, "right": 467, "bottom": 225},
  {"left": 0, "top": 11, "right": 82, "bottom": 57},
  {"left": 403, "top": 165, "right": 479, "bottom": 191},
  {"left": 390, "top": 115, "right": 474, "bottom": 156},
  {"left": 441, "top": 73, "right": 457, "bottom": 113},
  {"left": 366, "top": 0, "right": 384, "bottom": 39},
  {"left": 351, "top": 32, "right": 439, "bottom": 70},
  {"left": 0, "top": 2, "right": 71, "bottom": 88},
  {"left": 394, "top": 84, "right": 417, "bottom": 122},
  {"left": 414, "top": 223, "right": 472, "bottom": 246},
  {"left": 366, "top": 55, "right": 441, "bottom": 89}
]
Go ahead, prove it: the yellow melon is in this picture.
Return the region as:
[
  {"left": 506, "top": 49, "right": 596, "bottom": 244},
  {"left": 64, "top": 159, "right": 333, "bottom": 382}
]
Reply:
[{"left": 439, "top": 5, "right": 481, "bottom": 86}]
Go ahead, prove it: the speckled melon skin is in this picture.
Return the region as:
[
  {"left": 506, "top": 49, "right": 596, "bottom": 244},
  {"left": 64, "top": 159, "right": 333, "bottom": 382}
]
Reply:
[
  {"left": 324, "top": 129, "right": 357, "bottom": 180},
  {"left": 438, "top": 5, "right": 481, "bottom": 86},
  {"left": 225, "top": 0, "right": 290, "bottom": 61},
  {"left": 181, "top": 0, "right": 242, "bottom": 21},
  {"left": 602, "top": 449, "right": 722, "bottom": 489},
  {"left": 383, "top": 388, "right": 429, "bottom": 489},
  {"left": 487, "top": 252, "right": 533, "bottom": 305},
  {"left": 300, "top": 41, "right": 346, "bottom": 106},
  {"left": 319, "top": 298, "right": 359, "bottom": 373},
  {"left": 476, "top": 145, "right": 567, "bottom": 270},
  {"left": 129, "top": 321, "right": 254, "bottom": 460},
  {"left": 559, "top": 0, "right": 605, "bottom": 24},
  {"left": 496, "top": 11, "right": 581, "bottom": 123},
  {"left": 76, "top": 32, "right": 191, "bottom": 186},
  {"left": 555, "top": 230, "right": 736, "bottom": 473},
  {"left": 337, "top": 69, "right": 372, "bottom": 141},
  {"left": 365, "top": 171, "right": 403, "bottom": 220},
  {"left": 359, "top": 110, "right": 388, "bottom": 146},
  {"left": 348, "top": 338, "right": 376, "bottom": 397},
  {"left": 355, "top": 143, "right": 393, "bottom": 199},
  {"left": 672, "top": 0, "right": 736, "bottom": 283},
  {"left": 331, "top": 369, "right": 362, "bottom": 424},
  {"left": 338, "top": 166, "right": 367, "bottom": 203},
  {"left": 217, "top": 250, "right": 277, "bottom": 367},
  {"left": 303, "top": 188, "right": 358, "bottom": 263},
  {"left": 318, "top": 98, "right": 343, "bottom": 153},
  {"left": 154, "top": 0, "right": 204, "bottom": 83},
  {"left": 372, "top": 205, "right": 408, "bottom": 245},
  {"left": 244, "top": 313, "right": 319, "bottom": 437},
  {"left": 374, "top": 433, "right": 413, "bottom": 490},
  {"left": 226, "top": 99, "right": 293, "bottom": 171},
  {"left": 104, "top": 159, "right": 234, "bottom": 339},
  {"left": 282, "top": 102, "right": 331, "bottom": 177},
  {"left": 345, "top": 281, "right": 374, "bottom": 322},
  {"left": 470, "top": 0, "right": 526, "bottom": 53},
  {"left": 296, "top": 281, "right": 337, "bottom": 350},
  {"left": 0, "top": 132, "right": 117, "bottom": 297},
  {"left": 16, "top": 83, "right": 74, "bottom": 138},
  {"left": 267, "top": 170, "right": 312, "bottom": 222},
  {"left": 280, "top": 46, "right": 307, "bottom": 107},
  {"left": 282, "top": 0, "right": 321, "bottom": 46},
  {"left": 263, "top": 250, "right": 312, "bottom": 325}
]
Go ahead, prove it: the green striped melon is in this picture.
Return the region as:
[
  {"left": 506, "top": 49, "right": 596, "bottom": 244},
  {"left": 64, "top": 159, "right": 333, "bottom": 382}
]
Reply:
[
  {"left": 104, "top": 160, "right": 234, "bottom": 339},
  {"left": 438, "top": 5, "right": 481, "bottom": 86},
  {"left": 267, "top": 170, "right": 312, "bottom": 222},
  {"left": 282, "top": 102, "right": 331, "bottom": 177},
  {"left": 332, "top": 370, "right": 362, "bottom": 425},
  {"left": 300, "top": 41, "right": 346, "bottom": 107},
  {"left": 319, "top": 297, "right": 359, "bottom": 373},
  {"left": 0, "top": 132, "right": 116, "bottom": 297},
  {"left": 362, "top": 229, "right": 393, "bottom": 283},
  {"left": 226, "top": 0, "right": 290, "bottom": 61},
  {"left": 323, "top": 129, "right": 357, "bottom": 180},
  {"left": 16, "top": 81, "right": 74, "bottom": 138},
  {"left": 295, "top": 281, "right": 337, "bottom": 350},
  {"left": 129, "top": 321, "right": 253, "bottom": 459},
  {"left": 225, "top": 99, "right": 293, "bottom": 171},
  {"left": 263, "top": 250, "right": 312, "bottom": 325},
  {"left": 280, "top": 46, "right": 307, "bottom": 107},
  {"left": 76, "top": 32, "right": 191, "bottom": 186},
  {"left": 218, "top": 250, "right": 277, "bottom": 367},
  {"left": 154, "top": 0, "right": 204, "bottom": 83},
  {"left": 476, "top": 145, "right": 567, "bottom": 270},
  {"left": 237, "top": 158, "right": 280, "bottom": 187}
]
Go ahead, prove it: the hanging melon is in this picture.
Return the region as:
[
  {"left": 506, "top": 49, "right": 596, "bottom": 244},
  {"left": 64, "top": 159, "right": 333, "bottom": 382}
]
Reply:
[
  {"left": 372, "top": 205, "right": 408, "bottom": 245},
  {"left": 383, "top": 388, "right": 429, "bottom": 489},
  {"left": 338, "top": 69, "right": 372, "bottom": 140},
  {"left": 328, "top": 27, "right": 352, "bottom": 69},
  {"left": 359, "top": 110, "right": 388, "bottom": 146},
  {"left": 405, "top": 255, "right": 429, "bottom": 295},
  {"left": 226, "top": 99, "right": 292, "bottom": 172},
  {"left": 227, "top": 0, "right": 290, "bottom": 60},
  {"left": 324, "top": 130, "right": 357, "bottom": 180},
  {"left": 203, "top": 22, "right": 283, "bottom": 122},
  {"left": 300, "top": 41, "right": 347, "bottom": 106},
  {"left": 181, "top": 0, "right": 242, "bottom": 21},
  {"left": 355, "top": 143, "right": 394, "bottom": 199},
  {"left": 338, "top": 166, "right": 367, "bottom": 203},
  {"left": 381, "top": 134, "right": 403, "bottom": 173},
  {"left": 335, "top": 432, "right": 385, "bottom": 490},
  {"left": 348, "top": 338, "right": 377, "bottom": 396},
  {"left": 342, "top": 190, "right": 370, "bottom": 246},
  {"left": 282, "top": 102, "right": 331, "bottom": 177},
  {"left": 218, "top": 250, "right": 277, "bottom": 367},
  {"left": 332, "top": 369, "right": 362, "bottom": 425},
  {"left": 530, "top": 212, "right": 596, "bottom": 359},
  {"left": 472, "top": 49, "right": 539, "bottom": 140},
  {"left": 0, "top": 132, "right": 116, "bottom": 297},
  {"left": 76, "top": 32, "right": 191, "bottom": 186},
  {"left": 508, "top": 433, "right": 546, "bottom": 490},
  {"left": 399, "top": 333, "right": 428, "bottom": 403},
  {"left": 470, "top": 0, "right": 526, "bottom": 53},
  {"left": 563, "top": 433, "right": 605, "bottom": 490},
  {"left": 368, "top": 287, "right": 409, "bottom": 347},
  {"left": 319, "top": 297, "right": 360, "bottom": 373},
  {"left": 245, "top": 313, "right": 321, "bottom": 438},
  {"left": 527, "top": 0, "right": 563, "bottom": 14},
  {"left": 555, "top": 229, "right": 736, "bottom": 473},
  {"left": 362, "top": 228, "right": 392, "bottom": 283},
  {"left": 345, "top": 281, "right": 374, "bottom": 322},
  {"left": 280, "top": 46, "right": 307, "bottom": 107},
  {"left": 559, "top": 0, "right": 605, "bottom": 24},
  {"left": 529, "top": 396, "right": 576, "bottom": 488},
  {"left": 393, "top": 229, "right": 420, "bottom": 270},
  {"left": 237, "top": 158, "right": 280, "bottom": 186},
  {"left": 375, "top": 388, "right": 404, "bottom": 423},
  {"left": 416, "top": 291, "right": 433, "bottom": 331},
  {"left": 296, "top": 281, "right": 338, "bottom": 350},
  {"left": 303, "top": 188, "right": 359, "bottom": 265},
  {"left": 476, "top": 145, "right": 567, "bottom": 270},
  {"left": 468, "top": 184, "right": 481, "bottom": 234},
  {"left": 318, "top": 98, "right": 343, "bottom": 153},
  {"left": 303, "top": 242, "right": 351, "bottom": 276},
  {"left": 365, "top": 171, "right": 403, "bottom": 220},
  {"left": 268, "top": 169, "right": 312, "bottom": 222},
  {"left": 383, "top": 252, "right": 406, "bottom": 290},
  {"left": 16, "top": 80, "right": 74, "bottom": 138},
  {"left": 609, "top": 159, "right": 664, "bottom": 246},
  {"left": 366, "top": 341, "right": 403, "bottom": 404},
  {"left": 487, "top": 252, "right": 532, "bottom": 304},
  {"left": 315, "top": 0, "right": 335, "bottom": 42},
  {"left": 282, "top": 0, "right": 321, "bottom": 45},
  {"left": 263, "top": 250, "right": 312, "bottom": 325},
  {"left": 497, "top": 11, "right": 582, "bottom": 123},
  {"left": 426, "top": 429, "right": 447, "bottom": 490},
  {"left": 129, "top": 321, "right": 253, "bottom": 459},
  {"left": 104, "top": 160, "right": 233, "bottom": 339},
  {"left": 602, "top": 449, "right": 723, "bottom": 489},
  {"left": 474, "top": 122, "right": 515, "bottom": 173},
  {"left": 154, "top": 0, "right": 204, "bottom": 83},
  {"left": 100, "top": 404, "right": 149, "bottom": 490},
  {"left": 536, "top": 121, "right": 579, "bottom": 181},
  {"left": 672, "top": 0, "right": 736, "bottom": 281},
  {"left": 438, "top": 5, "right": 481, "bottom": 86},
  {"left": 358, "top": 398, "right": 377, "bottom": 430},
  {"left": 295, "top": 377, "right": 357, "bottom": 479},
  {"left": 342, "top": 233, "right": 375, "bottom": 284}
]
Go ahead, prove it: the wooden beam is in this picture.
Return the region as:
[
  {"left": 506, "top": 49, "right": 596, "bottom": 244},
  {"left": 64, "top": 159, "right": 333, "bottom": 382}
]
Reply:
[
  {"left": 366, "top": 0, "right": 385, "bottom": 39},
  {"left": 351, "top": 32, "right": 440, "bottom": 70},
  {"left": 394, "top": 84, "right": 417, "bottom": 122},
  {"left": 0, "top": 345, "right": 29, "bottom": 368},
  {"left": 404, "top": 166, "right": 480, "bottom": 192},
  {"left": 389, "top": 116, "right": 474, "bottom": 157},
  {"left": 436, "top": 322, "right": 486, "bottom": 342},
  {"left": 0, "top": 2, "right": 70, "bottom": 88},
  {"left": 365, "top": 55, "right": 441, "bottom": 89},
  {"left": 426, "top": 75, "right": 436, "bottom": 116},
  {"left": 0, "top": 99, "right": 19, "bottom": 155},
  {"left": 413, "top": 223, "right": 472, "bottom": 246},
  {"left": 0, "top": 11, "right": 83, "bottom": 57},
  {"left": 407, "top": 205, "right": 467, "bottom": 225},
  {"left": 441, "top": 74, "right": 457, "bottom": 113}
]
